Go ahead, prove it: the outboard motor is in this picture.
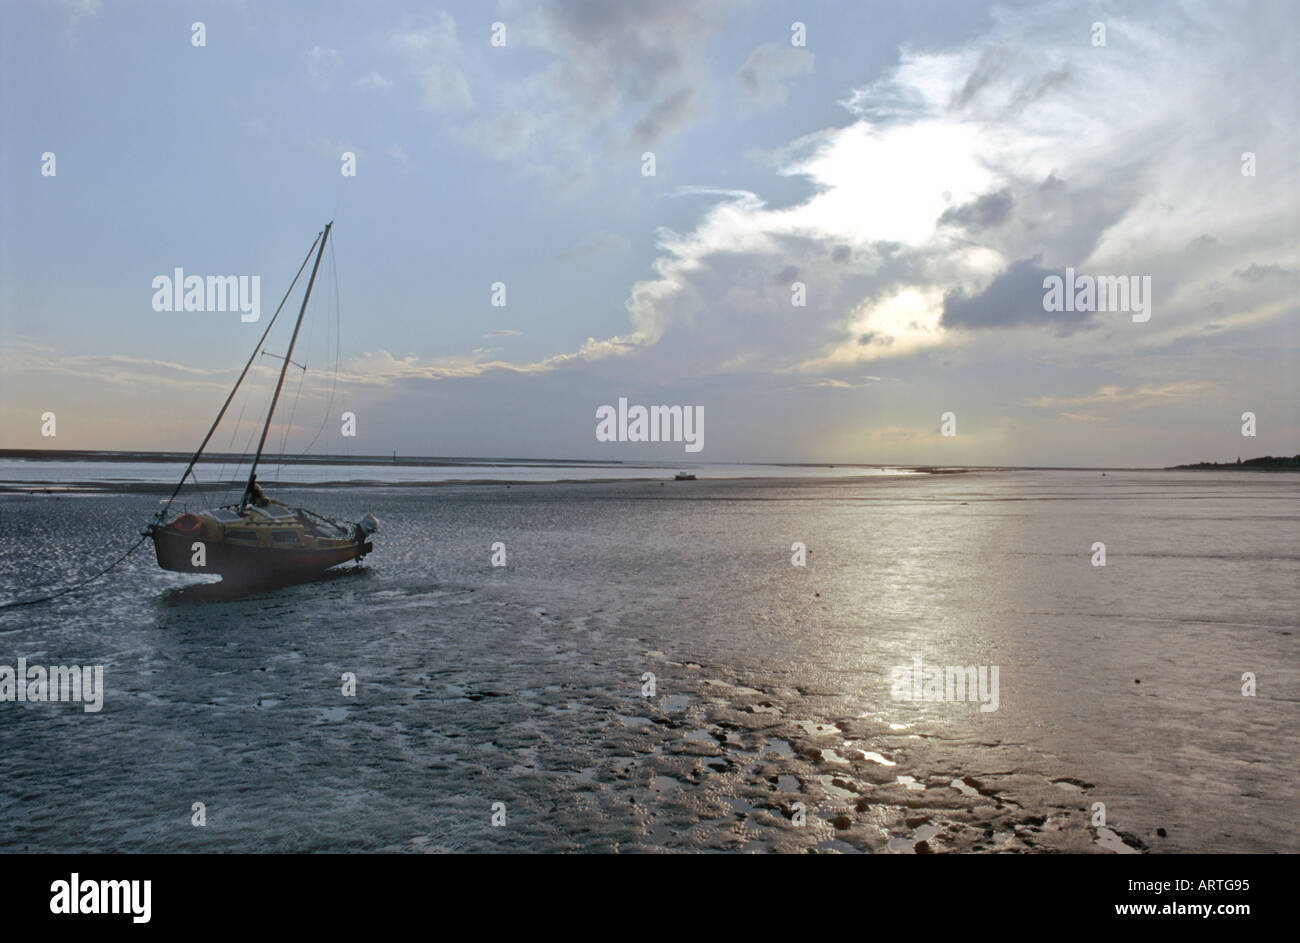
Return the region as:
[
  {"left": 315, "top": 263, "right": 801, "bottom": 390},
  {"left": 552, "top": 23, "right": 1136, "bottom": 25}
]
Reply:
[
  {"left": 352, "top": 513, "right": 379, "bottom": 560},
  {"left": 354, "top": 512, "right": 378, "bottom": 542}
]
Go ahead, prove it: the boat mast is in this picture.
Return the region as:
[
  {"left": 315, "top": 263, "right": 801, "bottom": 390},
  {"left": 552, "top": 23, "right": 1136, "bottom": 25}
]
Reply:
[
  {"left": 153, "top": 230, "right": 324, "bottom": 522},
  {"left": 244, "top": 220, "right": 332, "bottom": 503}
]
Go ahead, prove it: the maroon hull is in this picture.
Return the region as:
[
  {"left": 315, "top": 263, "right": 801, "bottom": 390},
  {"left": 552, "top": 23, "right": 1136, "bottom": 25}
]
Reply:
[{"left": 150, "top": 527, "right": 371, "bottom": 582}]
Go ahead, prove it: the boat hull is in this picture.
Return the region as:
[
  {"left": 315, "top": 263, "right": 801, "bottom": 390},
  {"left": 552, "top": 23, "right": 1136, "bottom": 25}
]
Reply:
[{"left": 150, "top": 527, "right": 371, "bottom": 582}]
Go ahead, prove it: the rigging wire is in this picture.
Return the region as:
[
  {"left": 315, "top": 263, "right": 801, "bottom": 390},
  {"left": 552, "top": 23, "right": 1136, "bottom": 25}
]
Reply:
[
  {"left": 274, "top": 285, "right": 316, "bottom": 481},
  {"left": 238, "top": 423, "right": 260, "bottom": 479},
  {"left": 213, "top": 400, "right": 248, "bottom": 505},
  {"left": 282, "top": 231, "right": 343, "bottom": 462},
  {"left": 188, "top": 467, "right": 211, "bottom": 511},
  {"left": 275, "top": 244, "right": 327, "bottom": 479},
  {"left": 287, "top": 234, "right": 343, "bottom": 460},
  {"left": 244, "top": 222, "right": 332, "bottom": 487},
  {"left": 222, "top": 421, "right": 262, "bottom": 508}
]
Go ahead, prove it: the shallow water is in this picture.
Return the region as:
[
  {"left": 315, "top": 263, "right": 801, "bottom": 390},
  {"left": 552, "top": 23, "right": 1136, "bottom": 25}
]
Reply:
[{"left": 1, "top": 470, "right": 1296, "bottom": 852}]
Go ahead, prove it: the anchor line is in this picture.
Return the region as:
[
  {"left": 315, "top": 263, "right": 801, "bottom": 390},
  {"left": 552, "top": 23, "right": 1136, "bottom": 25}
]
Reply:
[{"left": 0, "top": 534, "right": 149, "bottom": 610}]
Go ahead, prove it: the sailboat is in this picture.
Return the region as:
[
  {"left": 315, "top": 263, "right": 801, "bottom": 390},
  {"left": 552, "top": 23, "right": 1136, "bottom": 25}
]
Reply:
[{"left": 144, "top": 221, "right": 378, "bottom": 583}]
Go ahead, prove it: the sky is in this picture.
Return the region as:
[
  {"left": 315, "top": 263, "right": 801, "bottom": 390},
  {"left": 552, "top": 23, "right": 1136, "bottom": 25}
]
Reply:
[{"left": 1, "top": 0, "right": 1296, "bottom": 466}]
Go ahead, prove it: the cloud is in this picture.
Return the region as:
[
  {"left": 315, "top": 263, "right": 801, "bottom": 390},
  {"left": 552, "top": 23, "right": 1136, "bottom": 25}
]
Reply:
[
  {"left": 300, "top": 1, "right": 1295, "bottom": 421},
  {"left": 1233, "top": 263, "right": 1296, "bottom": 281},
  {"left": 938, "top": 187, "right": 1013, "bottom": 230},
  {"left": 458, "top": 110, "right": 539, "bottom": 160},
  {"left": 783, "top": 376, "right": 890, "bottom": 392},
  {"left": 339, "top": 343, "right": 619, "bottom": 386},
  {"left": 548, "top": 0, "right": 1298, "bottom": 381},
  {"left": 738, "top": 43, "right": 814, "bottom": 105},
  {"left": 1028, "top": 381, "right": 1219, "bottom": 412},
  {"left": 385, "top": 144, "right": 413, "bottom": 172},
  {"left": 416, "top": 63, "right": 473, "bottom": 112},
  {"left": 556, "top": 233, "right": 628, "bottom": 262},
  {"left": 388, "top": 9, "right": 458, "bottom": 57},
  {"left": 2, "top": 342, "right": 238, "bottom": 393},
  {"left": 941, "top": 257, "right": 1090, "bottom": 333},
  {"left": 628, "top": 87, "right": 697, "bottom": 150},
  {"left": 313, "top": 137, "right": 361, "bottom": 161},
  {"left": 357, "top": 72, "right": 394, "bottom": 90},
  {"left": 59, "top": 0, "right": 99, "bottom": 34},
  {"left": 380, "top": 1, "right": 735, "bottom": 169},
  {"left": 303, "top": 46, "right": 342, "bottom": 90},
  {"left": 527, "top": 0, "right": 734, "bottom": 151},
  {"left": 386, "top": 11, "right": 472, "bottom": 112}
]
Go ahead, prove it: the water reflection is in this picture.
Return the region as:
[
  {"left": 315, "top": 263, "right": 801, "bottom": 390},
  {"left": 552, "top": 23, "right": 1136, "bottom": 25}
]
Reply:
[{"left": 156, "top": 565, "right": 371, "bottom": 605}]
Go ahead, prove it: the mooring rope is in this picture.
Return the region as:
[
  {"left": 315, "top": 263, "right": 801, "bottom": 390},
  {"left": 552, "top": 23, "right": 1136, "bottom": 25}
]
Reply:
[{"left": 0, "top": 533, "right": 149, "bottom": 610}]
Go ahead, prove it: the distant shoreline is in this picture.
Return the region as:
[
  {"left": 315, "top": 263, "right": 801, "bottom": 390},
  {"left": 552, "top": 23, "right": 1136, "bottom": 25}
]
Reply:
[
  {"left": 0, "top": 474, "right": 936, "bottom": 495},
  {"left": 3, "top": 463, "right": 1298, "bottom": 496},
  {"left": 5, "top": 447, "right": 1294, "bottom": 471},
  {"left": 0, "top": 448, "right": 630, "bottom": 468},
  {"left": 2, "top": 450, "right": 1297, "bottom": 494},
  {"left": 1168, "top": 455, "right": 1300, "bottom": 471}
]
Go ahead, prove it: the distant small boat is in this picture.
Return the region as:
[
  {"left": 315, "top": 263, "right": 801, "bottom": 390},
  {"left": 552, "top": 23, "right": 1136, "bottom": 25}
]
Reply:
[
  {"left": 674, "top": 471, "right": 697, "bottom": 481},
  {"left": 144, "top": 222, "right": 378, "bottom": 582}
]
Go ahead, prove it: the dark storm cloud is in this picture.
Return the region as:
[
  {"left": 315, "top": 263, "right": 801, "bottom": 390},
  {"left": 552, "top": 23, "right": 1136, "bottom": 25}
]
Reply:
[
  {"left": 941, "top": 258, "right": 1095, "bottom": 333},
  {"left": 938, "top": 188, "right": 1014, "bottom": 229},
  {"left": 538, "top": 0, "right": 729, "bottom": 149}
]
